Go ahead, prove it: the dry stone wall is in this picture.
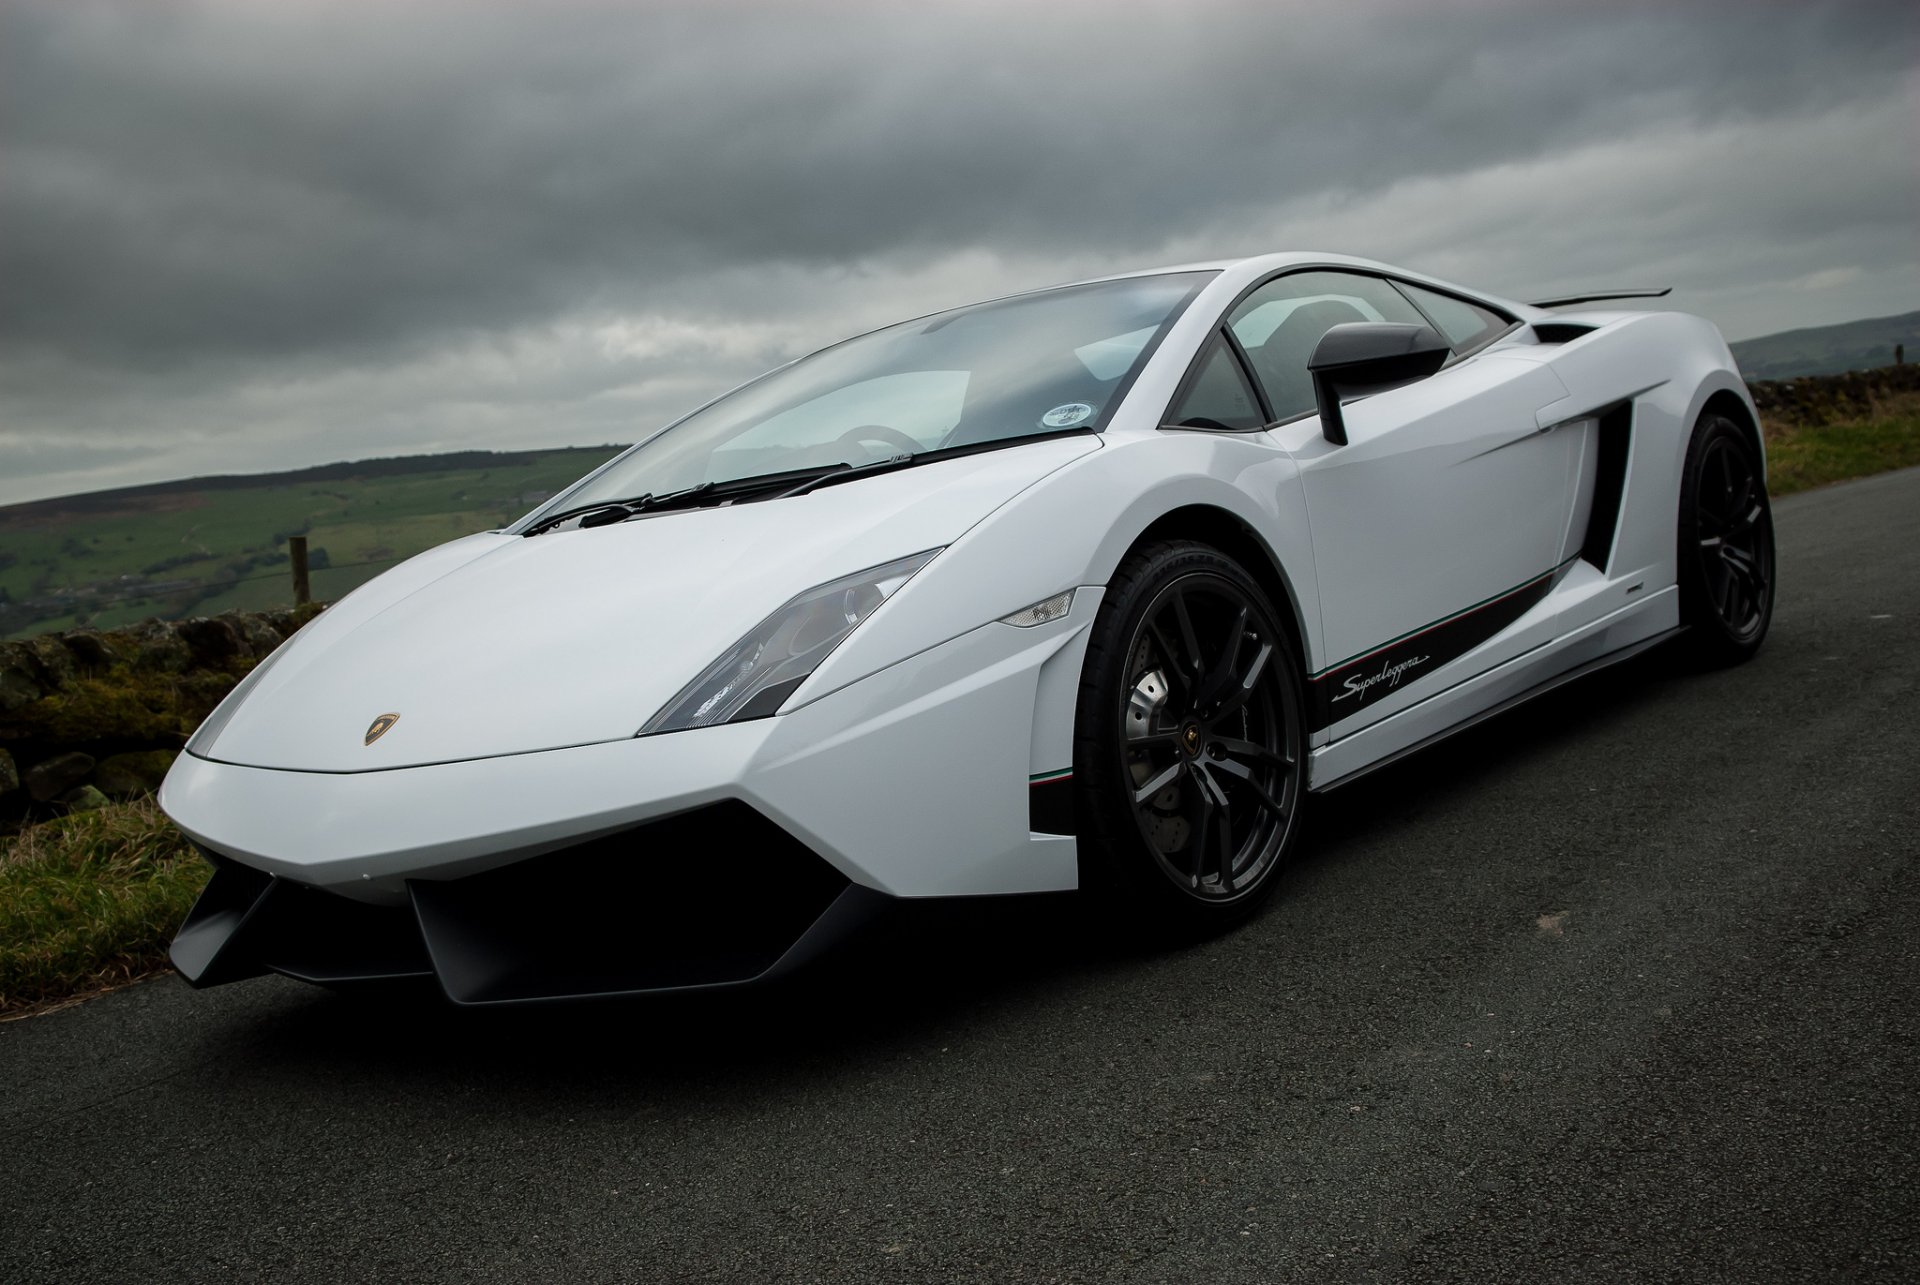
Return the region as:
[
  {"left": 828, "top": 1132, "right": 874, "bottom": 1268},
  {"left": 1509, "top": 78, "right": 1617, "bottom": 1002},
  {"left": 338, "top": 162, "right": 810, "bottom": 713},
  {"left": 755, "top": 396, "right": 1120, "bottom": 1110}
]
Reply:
[
  {"left": 0, "top": 606, "right": 322, "bottom": 830},
  {"left": 1747, "top": 363, "right": 1920, "bottom": 427}
]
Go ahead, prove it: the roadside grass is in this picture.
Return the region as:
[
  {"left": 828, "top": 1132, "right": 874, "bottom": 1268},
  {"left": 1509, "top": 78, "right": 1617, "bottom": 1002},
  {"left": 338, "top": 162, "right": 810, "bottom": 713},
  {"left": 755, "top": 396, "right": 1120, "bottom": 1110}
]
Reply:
[
  {"left": 0, "top": 798, "right": 203, "bottom": 1015},
  {"left": 1763, "top": 391, "right": 1920, "bottom": 498}
]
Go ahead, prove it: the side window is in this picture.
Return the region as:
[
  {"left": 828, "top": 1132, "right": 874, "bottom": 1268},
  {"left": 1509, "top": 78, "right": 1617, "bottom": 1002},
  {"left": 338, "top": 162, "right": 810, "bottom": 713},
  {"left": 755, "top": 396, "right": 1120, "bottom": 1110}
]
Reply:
[
  {"left": 1167, "top": 335, "right": 1264, "bottom": 431},
  {"left": 1396, "top": 282, "right": 1511, "bottom": 352},
  {"left": 1227, "top": 271, "right": 1428, "bottom": 421}
]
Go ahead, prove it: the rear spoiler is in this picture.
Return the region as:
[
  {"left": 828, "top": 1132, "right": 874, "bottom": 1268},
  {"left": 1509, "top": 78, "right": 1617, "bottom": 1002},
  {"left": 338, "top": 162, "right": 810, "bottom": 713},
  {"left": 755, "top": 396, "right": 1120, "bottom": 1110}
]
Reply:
[{"left": 1528, "top": 287, "right": 1672, "bottom": 309}]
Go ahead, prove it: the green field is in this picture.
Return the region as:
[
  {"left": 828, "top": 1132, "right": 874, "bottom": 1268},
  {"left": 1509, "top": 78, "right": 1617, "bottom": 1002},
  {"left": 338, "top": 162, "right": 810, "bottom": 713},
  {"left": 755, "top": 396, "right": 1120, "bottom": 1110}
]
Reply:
[{"left": 0, "top": 447, "right": 621, "bottom": 639}]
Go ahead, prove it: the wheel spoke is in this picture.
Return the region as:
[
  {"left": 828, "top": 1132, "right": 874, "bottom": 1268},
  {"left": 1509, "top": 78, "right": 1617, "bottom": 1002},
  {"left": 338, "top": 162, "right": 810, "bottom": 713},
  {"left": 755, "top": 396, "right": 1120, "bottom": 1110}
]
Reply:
[
  {"left": 1213, "top": 734, "right": 1292, "bottom": 769},
  {"left": 1720, "top": 555, "right": 1745, "bottom": 623},
  {"left": 1127, "top": 728, "right": 1180, "bottom": 748},
  {"left": 1211, "top": 755, "right": 1290, "bottom": 819},
  {"left": 1723, "top": 551, "right": 1765, "bottom": 624},
  {"left": 1169, "top": 590, "right": 1205, "bottom": 678},
  {"left": 1131, "top": 758, "right": 1186, "bottom": 805},
  {"left": 1215, "top": 804, "right": 1235, "bottom": 889},
  {"left": 1192, "top": 767, "right": 1235, "bottom": 890},
  {"left": 1211, "top": 641, "right": 1274, "bottom": 721},
  {"left": 1200, "top": 606, "right": 1250, "bottom": 702},
  {"left": 1146, "top": 619, "right": 1191, "bottom": 696},
  {"left": 1188, "top": 777, "right": 1215, "bottom": 890},
  {"left": 1728, "top": 472, "right": 1753, "bottom": 525}
]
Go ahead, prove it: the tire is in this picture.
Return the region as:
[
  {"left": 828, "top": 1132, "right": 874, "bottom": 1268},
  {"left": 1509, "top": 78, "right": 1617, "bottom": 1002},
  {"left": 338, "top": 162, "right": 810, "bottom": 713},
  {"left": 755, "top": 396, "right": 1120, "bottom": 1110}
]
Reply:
[
  {"left": 1677, "top": 413, "right": 1776, "bottom": 665},
  {"left": 1073, "top": 541, "right": 1307, "bottom": 934}
]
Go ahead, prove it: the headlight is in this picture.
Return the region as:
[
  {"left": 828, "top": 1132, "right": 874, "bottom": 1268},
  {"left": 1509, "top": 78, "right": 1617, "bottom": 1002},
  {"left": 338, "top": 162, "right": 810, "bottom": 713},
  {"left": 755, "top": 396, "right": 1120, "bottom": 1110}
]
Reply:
[{"left": 639, "top": 549, "right": 941, "bottom": 734}]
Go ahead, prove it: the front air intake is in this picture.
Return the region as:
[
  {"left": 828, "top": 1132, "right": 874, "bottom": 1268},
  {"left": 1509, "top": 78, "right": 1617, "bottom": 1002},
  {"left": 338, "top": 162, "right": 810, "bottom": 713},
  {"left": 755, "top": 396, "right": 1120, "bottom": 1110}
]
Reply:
[
  {"left": 171, "top": 802, "right": 890, "bottom": 1003},
  {"left": 409, "top": 801, "right": 878, "bottom": 1003}
]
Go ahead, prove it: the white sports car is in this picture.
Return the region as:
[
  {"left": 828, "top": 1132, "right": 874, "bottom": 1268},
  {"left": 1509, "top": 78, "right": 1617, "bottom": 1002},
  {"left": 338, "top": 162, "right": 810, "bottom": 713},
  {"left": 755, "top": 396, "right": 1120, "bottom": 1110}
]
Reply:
[{"left": 161, "top": 252, "right": 1775, "bottom": 1003}]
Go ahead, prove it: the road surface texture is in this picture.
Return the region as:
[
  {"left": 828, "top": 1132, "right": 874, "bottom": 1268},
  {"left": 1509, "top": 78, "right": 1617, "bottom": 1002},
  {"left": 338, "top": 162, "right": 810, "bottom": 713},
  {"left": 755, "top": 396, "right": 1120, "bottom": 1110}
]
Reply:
[{"left": 3, "top": 467, "right": 1916, "bottom": 1284}]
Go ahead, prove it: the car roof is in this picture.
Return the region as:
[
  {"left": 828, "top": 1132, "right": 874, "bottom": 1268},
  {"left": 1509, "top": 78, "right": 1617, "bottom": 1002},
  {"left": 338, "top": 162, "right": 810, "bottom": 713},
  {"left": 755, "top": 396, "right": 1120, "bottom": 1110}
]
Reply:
[{"left": 1070, "top": 252, "right": 1530, "bottom": 315}]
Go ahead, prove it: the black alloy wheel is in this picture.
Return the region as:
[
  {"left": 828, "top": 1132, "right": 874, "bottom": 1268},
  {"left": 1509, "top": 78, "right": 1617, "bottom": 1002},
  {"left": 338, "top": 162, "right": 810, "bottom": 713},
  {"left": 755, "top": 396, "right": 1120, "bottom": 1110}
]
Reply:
[
  {"left": 1075, "top": 541, "right": 1305, "bottom": 930},
  {"left": 1678, "top": 414, "right": 1776, "bottom": 663}
]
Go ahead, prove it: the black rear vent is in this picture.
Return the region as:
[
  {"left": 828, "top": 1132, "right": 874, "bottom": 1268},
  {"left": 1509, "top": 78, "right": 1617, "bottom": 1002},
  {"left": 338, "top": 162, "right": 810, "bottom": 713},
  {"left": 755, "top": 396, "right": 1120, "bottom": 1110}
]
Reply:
[{"left": 1533, "top": 322, "right": 1597, "bottom": 344}]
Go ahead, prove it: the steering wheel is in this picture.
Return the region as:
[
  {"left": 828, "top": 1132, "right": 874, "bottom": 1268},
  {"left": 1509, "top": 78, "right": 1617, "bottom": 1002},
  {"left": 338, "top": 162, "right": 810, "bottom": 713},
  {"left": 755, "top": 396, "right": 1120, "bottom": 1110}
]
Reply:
[{"left": 835, "top": 424, "right": 924, "bottom": 456}]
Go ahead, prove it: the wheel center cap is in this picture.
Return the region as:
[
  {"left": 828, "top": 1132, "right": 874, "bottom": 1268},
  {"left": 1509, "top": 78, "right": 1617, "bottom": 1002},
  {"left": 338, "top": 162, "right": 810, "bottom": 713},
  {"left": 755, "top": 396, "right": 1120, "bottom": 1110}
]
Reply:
[{"left": 1182, "top": 723, "right": 1203, "bottom": 756}]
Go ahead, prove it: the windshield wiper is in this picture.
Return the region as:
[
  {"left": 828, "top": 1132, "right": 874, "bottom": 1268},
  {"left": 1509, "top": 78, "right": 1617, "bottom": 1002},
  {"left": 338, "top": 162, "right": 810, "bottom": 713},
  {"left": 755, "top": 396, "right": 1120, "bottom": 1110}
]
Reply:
[
  {"left": 524, "top": 454, "right": 924, "bottom": 536},
  {"left": 771, "top": 453, "right": 918, "bottom": 499},
  {"left": 521, "top": 483, "right": 716, "bottom": 536},
  {"left": 523, "top": 494, "right": 648, "bottom": 536}
]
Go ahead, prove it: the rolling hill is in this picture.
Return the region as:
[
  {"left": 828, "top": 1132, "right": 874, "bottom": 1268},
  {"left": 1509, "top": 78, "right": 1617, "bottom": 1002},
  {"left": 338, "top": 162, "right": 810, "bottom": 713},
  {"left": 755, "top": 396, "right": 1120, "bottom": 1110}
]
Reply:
[
  {"left": 0, "top": 447, "right": 622, "bottom": 640},
  {"left": 1729, "top": 309, "right": 1919, "bottom": 380}
]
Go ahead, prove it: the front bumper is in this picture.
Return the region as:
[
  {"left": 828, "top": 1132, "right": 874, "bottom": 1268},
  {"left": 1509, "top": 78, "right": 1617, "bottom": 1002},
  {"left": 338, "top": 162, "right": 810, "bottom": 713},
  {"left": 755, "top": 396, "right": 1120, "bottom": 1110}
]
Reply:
[
  {"left": 161, "top": 607, "right": 1097, "bottom": 1000},
  {"left": 172, "top": 802, "right": 891, "bottom": 1002}
]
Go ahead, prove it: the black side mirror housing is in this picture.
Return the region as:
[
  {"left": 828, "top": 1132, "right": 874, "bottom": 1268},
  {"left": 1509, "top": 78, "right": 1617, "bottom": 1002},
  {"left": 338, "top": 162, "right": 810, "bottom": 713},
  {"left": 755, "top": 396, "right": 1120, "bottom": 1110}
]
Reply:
[{"left": 1307, "top": 322, "right": 1450, "bottom": 446}]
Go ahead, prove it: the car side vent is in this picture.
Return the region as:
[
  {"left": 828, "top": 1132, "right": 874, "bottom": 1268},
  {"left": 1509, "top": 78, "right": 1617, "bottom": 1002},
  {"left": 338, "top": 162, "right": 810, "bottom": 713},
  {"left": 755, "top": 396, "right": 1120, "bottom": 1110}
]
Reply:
[
  {"left": 1533, "top": 322, "right": 1598, "bottom": 344},
  {"left": 1580, "top": 403, "right": 1634, "bottom": 572}
]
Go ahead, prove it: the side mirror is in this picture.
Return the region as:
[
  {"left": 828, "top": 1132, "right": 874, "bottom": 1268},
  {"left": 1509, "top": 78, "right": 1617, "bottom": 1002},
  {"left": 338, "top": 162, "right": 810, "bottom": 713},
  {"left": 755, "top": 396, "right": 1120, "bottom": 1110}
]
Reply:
[{"left": 1307, "top": 322, "right": 1449, "bottom": 446}]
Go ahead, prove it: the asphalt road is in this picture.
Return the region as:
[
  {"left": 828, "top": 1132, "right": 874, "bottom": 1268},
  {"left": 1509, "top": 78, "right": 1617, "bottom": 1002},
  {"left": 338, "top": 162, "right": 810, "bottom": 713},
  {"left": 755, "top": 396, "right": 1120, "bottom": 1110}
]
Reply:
[{"left": 4, "top": 467, "right": 1916, "bottom": 1284}]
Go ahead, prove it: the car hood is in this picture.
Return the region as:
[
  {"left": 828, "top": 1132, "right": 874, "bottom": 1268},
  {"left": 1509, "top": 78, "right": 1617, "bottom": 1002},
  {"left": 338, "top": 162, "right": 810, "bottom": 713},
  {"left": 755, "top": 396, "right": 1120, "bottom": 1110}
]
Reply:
[{"left": 198, "top": 437, "right": 1096, "bottom": 772}]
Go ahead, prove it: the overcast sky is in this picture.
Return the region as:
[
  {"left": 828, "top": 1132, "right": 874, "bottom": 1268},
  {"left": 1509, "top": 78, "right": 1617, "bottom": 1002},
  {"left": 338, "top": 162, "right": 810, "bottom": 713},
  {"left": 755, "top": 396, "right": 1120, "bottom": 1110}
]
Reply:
[{"left": 2, "top": 0, "right": 1915, "bottom": 505}]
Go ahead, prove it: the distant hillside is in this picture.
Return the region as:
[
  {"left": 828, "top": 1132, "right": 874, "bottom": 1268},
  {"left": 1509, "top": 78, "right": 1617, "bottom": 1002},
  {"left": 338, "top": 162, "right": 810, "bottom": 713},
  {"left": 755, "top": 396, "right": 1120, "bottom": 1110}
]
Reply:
[
  {"left": 0, "top": 446, "right": 619, "bottom": 523},
  {"left": 0, "top": 446, "right": 622, "bottom": 640},
  {"left": 1730, "top": 310, "right": 1920, "bottom": 380}
]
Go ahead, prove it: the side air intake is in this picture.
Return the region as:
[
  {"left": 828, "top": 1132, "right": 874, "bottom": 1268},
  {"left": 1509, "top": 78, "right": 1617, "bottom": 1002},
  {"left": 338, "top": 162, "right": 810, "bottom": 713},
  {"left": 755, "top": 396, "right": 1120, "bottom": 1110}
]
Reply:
[{"left": 1579, "top": 403, "right": 1634, "bottom": 572}]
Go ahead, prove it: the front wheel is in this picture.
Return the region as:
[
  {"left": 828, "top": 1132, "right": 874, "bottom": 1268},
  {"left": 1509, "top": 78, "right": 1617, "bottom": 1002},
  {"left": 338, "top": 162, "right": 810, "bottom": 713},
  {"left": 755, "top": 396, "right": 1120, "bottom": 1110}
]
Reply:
[
  {"left": 1073, "top": 541, "right": 1307, "bottom": 934},
  {"left": 1678, "top": 414, "right": 1776, "bottom": 664}
]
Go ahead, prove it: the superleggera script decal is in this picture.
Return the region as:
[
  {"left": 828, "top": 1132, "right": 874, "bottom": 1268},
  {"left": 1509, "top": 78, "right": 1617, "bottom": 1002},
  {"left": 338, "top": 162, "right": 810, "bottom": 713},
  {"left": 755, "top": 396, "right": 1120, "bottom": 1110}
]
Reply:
[
  {"left": 1329, "top": 654, "right": 1430, "bottom": 703},
  {"left": 1308, "top": 566, "right": 1566, "bottom": 730}
]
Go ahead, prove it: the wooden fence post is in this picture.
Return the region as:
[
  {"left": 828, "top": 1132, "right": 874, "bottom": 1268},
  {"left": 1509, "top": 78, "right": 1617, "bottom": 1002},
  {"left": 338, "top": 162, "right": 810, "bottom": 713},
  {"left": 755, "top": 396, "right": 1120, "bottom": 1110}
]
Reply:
[{"left": 289, "top": 536, "right": 311, "bottom": 606}]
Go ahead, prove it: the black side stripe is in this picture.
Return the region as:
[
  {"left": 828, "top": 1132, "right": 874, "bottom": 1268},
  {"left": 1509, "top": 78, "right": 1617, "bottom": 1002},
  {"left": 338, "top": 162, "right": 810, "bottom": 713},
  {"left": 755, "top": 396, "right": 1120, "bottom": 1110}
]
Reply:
[{"left": 1307, "top": 563, "right": 1571, "bottom": 730}]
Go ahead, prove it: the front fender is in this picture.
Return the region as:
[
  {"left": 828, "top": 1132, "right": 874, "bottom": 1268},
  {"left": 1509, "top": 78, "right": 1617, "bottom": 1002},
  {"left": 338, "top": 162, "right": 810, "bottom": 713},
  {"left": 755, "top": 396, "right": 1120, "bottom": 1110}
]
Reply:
[{"left": 796, "top": 431, "right": 1321, "bottom": 703}]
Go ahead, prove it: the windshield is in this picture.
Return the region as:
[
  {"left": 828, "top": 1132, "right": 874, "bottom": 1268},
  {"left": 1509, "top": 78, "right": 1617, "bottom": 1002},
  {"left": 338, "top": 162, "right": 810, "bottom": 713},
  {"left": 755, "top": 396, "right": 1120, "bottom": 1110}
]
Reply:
[{"left": 542, "top": 271, "right": 1214, "bottom": 513}]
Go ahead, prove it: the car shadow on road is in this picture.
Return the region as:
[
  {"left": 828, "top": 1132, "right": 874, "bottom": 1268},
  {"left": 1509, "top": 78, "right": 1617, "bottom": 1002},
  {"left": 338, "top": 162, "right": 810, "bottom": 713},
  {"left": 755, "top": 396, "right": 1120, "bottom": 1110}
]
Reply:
[{"left": 184, "top": 646, "right": 1692, "bottom": 1095}]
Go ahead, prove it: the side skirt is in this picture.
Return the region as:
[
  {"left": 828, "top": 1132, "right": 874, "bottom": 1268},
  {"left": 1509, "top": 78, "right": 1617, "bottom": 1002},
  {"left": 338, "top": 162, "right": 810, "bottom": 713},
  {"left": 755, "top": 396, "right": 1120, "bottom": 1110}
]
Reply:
[{"left": 1310, "top": 624, "right": 1684, "bottom": 793}]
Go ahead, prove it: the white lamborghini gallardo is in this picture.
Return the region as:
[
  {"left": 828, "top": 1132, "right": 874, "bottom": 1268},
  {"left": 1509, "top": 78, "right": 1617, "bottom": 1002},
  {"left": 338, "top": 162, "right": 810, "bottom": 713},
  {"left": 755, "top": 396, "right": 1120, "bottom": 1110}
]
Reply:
[{"left": 161, "top": 252, "right": 1775, "bottom": 1003}]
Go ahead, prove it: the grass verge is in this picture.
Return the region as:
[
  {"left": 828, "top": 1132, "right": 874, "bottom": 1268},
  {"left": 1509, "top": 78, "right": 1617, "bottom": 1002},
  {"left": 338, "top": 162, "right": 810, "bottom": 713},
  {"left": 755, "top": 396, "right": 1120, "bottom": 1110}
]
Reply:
[
  {"left": 0, "top": 798, "right": 203, "bottom": 1015},
  {"left": 1763, "top": 391, "right": 1920, "bottom": 498}
]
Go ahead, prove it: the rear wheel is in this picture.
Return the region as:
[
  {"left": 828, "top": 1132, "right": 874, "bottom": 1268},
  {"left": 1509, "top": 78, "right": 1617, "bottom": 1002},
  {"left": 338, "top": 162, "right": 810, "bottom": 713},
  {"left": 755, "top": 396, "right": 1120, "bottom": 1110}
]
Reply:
[
  {"left": 1678, "top": 414, "right": 1775, "bottom": 664},
  {"left": 1074, "top": 541, "right": 1306, "bottom": 933}
]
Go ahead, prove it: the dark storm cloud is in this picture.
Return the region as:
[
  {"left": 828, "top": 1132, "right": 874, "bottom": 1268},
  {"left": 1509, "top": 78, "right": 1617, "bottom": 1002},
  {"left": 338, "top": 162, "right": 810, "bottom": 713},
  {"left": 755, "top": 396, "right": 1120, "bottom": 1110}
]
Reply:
[{"left": 1, "top": 0, "right": 1916, "bottom": 502}]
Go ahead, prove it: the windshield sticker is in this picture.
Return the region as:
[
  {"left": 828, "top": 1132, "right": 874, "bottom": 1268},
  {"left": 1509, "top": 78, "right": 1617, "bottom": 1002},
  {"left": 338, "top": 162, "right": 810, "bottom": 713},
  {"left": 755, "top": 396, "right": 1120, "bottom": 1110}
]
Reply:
[{"left": 1041, "top": 402, "right": 1094, "bottom": 428}]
